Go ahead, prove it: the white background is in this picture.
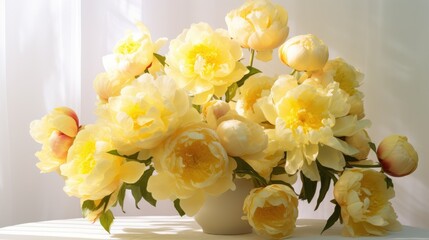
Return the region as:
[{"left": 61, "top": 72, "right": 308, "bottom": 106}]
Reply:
[{"left": 1, "top": 0, "right": 428, "bottom": 230}]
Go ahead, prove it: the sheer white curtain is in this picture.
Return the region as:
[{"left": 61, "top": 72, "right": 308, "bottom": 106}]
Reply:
[{"left": 1, "top": 0, "right": 429, "bottom": 229}]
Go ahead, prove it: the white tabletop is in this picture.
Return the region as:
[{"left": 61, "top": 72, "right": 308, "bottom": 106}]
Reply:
[{"left": 0, "top": 216, "right": 428, "bottom": 240}]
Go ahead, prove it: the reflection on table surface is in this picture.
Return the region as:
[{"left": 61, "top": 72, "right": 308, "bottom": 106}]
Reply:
[{"left": 0, "top": 216, "right": 428, "bottom": 240}]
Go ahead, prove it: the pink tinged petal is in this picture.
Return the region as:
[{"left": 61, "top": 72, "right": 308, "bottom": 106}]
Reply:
[
  {"left": 51, "top": 115, "right": 79, "bottom": 137},
  {"left": 317, "top": 146, "right": 345, "bottom": 171},
  {"left": 120, "top": 161, "right": 146, "bottom": 184},
  {"left": 55, "top": 107, "right": 79, "bottom": 126},
  {"left": 323, "top": 137, "right": 358, "bottom": 156},
  {"left": 180, "top": 191, "right": 205, "bottom": 216},
  {"left": 48, "top": 131, "right": 74, "bottom": 158}
]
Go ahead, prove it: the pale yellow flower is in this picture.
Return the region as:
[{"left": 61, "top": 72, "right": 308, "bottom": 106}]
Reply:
[
  {"left": 60, "top": 124, "right": 146, "bottom": 200},
  {"left": 202, "top": 100, "right": 231, "bottom": 129},
  {"left": 334, "top": 169, "right": 401, "bottom": 236},
  {"left": 225, "top": 0, "right": 289, "bottom": 61},
  {"left": 93, "top": 71, "right": 134, "bottom": 103},
  {"left": 345, "top": 130, "right": 371, "bottom": 160},
  {"left": 260, "top": 74, "right": 367, "bottom": 180},
  {"left": 324, "top": 58, "right": 365, "bottom": 118},
  {"left": 97, "top": 73, "right": 198, "bottom": 155},
  {"left": 377, "top": 135, "right": 418, "bottom": 177},
  {"left": 279, "top": 34, "right": 329, "bottom": 72},
  {"left": 243, "top": 184, "right": 298, "bottom": 239},
  {"left": 147, "top": 123, "right": 236, "bottom": 216},
  {"left": 103, "top": 22, "right": 166, "bottom": 78},
  {"left": 30, "top": 107, "right": 79, "bottom": 173},
  {"left": 165, "top": 22, "right": 248, "bottom": 105},
  {"left": 235, "top": 74, "right": 275, "bottom": 123}
]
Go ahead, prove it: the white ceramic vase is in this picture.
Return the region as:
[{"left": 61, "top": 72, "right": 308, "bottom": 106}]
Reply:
[{"left": 194, "top": 178, "right": 254, "bottom": 235}]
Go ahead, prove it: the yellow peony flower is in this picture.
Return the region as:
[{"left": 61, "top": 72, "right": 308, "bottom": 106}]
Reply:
[
  {"left": 334, "top": 169, "right": 401, "bottom": 236},
  {"left": 243, "top": 184, "right": 298, "bottom": 239},
  {"left": 324, "top": 58, "right": 365, "bottom": 118},
  {"left": 235, "top": 74, "right": 275, "bottom": 123},
  {"left": 225, "top": 0, "right": 289, "bottom": 61},
  {"left": 345, "top": 130, "right": 371, "bottom": 160},
  {"left": 147, "top": 123, "right": 236, "bottom": 216},
  {"left": 377, "top": 135, "right": 418, "bottom": 177},
  {"left": 260, "top": 74, "right": 365, "bottom": 180},
  {"left": 93, "top": 71, "right": 134, "bottom": 104},
  {"left": 30, "top": 107, "right": 79, "bottom": 173},
  {"left": 97, "top": 73, "right": 198, "bottom": 155},
  {"left": 103, "top": 22, "right": 166, "bottom": 78},
  {"left": 279, "top": 34, "right": 329, "bottom": 72},
  {"left": 60, "top": 124, "right": 146, "bottom": 200},
  {"left": 165, "top": 22, "right": 248, "bottom": 105}
]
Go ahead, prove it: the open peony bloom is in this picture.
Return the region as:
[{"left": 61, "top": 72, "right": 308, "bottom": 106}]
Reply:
[
  {"left": 60, "top": 124, "right": 146, "bottom": 201},
  {"left": 279, "top": 34, "right": 329, "bottom": 72},
  {"left": 102, "top": 22, "right": 166, "bottom": 78},
  {"left": 93, "top": 71, "right": 134, "bottom": 103},
  {"left": 147, "top": 123, "right": 236, "bottom": 216},
  {"left": 30, "top": 107, "right": 79, "bottom": 173},
  {"left": 165, "top": 22, "right": 248, "bottom": 105},
  {"left": 334, "top": 169, "right": 401, "bottom": 236},
  {"left": 243, "top": 184, "right": 298, "bottom": 239},
  {"left": 377, "top": 135, "right": 418, "bottom": 177},
  {"left": 225, "top": 0, "right": 289, "bottom": 61},
  {"left": 96, "top": 73, "right": 197, "bottom": 155}
]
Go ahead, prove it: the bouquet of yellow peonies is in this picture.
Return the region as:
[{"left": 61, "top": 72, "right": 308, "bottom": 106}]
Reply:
[{"left": 29, "top": 0, "right": 419, "bottom": 239}]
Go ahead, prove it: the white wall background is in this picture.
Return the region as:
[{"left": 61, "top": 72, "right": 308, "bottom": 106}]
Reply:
[{"left": 1, "top": 0, "right": 428, "bottom": 230}]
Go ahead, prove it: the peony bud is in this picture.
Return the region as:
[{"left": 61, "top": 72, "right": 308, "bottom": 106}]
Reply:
[
  {"left": 377, "top": 135, "right": 418, "bottom": 177},
  {"left": 279, "top": 34, "right": 328, "bottom": 72}
]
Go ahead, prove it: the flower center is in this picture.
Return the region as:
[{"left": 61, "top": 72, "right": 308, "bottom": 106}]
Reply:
[
  {"left": 281, "top": 99, "right": 326, "bottom": 133},
  {"left": 187, "top": 44, "right": 220, "bottom": 78},
  {"left": 254, "top": 204, "right": 286, "bottom": 223},
  {"left": 77, "top": 141, "right": 96, "bottom": 175},
  {"left": 115, "top": 36, "right": 141, "bottom": 55}
]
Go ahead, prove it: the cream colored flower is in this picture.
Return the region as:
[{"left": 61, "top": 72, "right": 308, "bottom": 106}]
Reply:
[
  {"left": 377, "top": 135, "right": 418, "bottom": 177},
  {"left": 103, "top": 22, "right": 166, "bottom": 78},
  {"left": 235, "top": 74, "right": 275, "bottom": 123},
  {"left": 243, "top": 184, "right": 298, "bottom": 239},
  {"left": 60, "top": 124, "right": 146, "bottom": 200},
  {"left": 202, "top": 100, "right": 231, "bottom": 129},
  {"left": 345, "top": 130, "right": 371, "bottom": 160},
  {"left": 97, "top": 73, "right": 198, "bottom": 155},
  {"left": 93, "top": 71, "right": 134, "bottom": 103},
  {"left": 30, "top": 107, "right": 79, "bottom": 173},
  {"left": 147, "top": 123, "right": 236, "bottom": 216},
  {"left": 165, "top": 22, "right": 248, "bottom": 105},
  {"left": 279, "top": 34, "right": 329, "bottom": 72},
  {"left": 260, "top": 74, "right": 366, "bottom": 181},
  {"left": 324, "top": 58, "right": 365, "bottom": 118},
  {"left": 334, "top": 169, "right": 401, "bottom": 236},
  {"left": 225, "top": 0, "right": 289, "bottom": 61}
]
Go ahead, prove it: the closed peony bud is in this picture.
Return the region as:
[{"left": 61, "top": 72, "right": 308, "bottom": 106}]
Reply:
[
  {"left": 377, "top": 135, "right": 418, "bottom": 177},
  {"left": 279, "top": 34, "right": 328, "bottom": 72}
]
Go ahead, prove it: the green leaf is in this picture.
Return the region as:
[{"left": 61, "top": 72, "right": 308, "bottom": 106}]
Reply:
[
  {"left": 82, "top": 200, "right": 95, "bottom": 211},
  {"left": 271, "top": 166, "right": 286, "bottom": 175},
  {"left": 269, "top": 180, "right": 296, "bottom": 193},
  {"left": 385, "top": 175, "right": 394, "bottom": 189},
  {"left": 107, "top": 150, "right": 152, "bottom": 165},
  {"left": 369, "top": 142, "right": 377, "bottom": 153},
  {"left": 321, "top": 204, "right": 341, "bottom": 234},
  {"left": 174, "top": 199, "right": 186, "bottom": 217},
  {"left": 99, "top": 210, "right": 114, "bottom": 234},
  {"left": 117, "top": 184, "right": 127, "bottom": 213},
  {"left": 130, "top": 185, "right": 142, "bottom": 209},
  {"left": 225, "top": 82, "right": 238, "bottom": 102},
  {"left": 236, "top": 66, "right": 261, "bottom": 87},
  {"left": 233, "top": 157, "right": 267, "bottom": 187},
  {"left": 344, "top": 155, "right": 359, "bottom": 162},
  {"left": 140, "top": 166, "right": 157, "bottom": 207},
  {"left": 315, "top": 168, "right": 332, "bottom": 211},
  {"left": 153, "top": 53, "right": 166, "bottom": 66},
  {"left": 299, "top": 171, "right": 317, "bottom": 203}
]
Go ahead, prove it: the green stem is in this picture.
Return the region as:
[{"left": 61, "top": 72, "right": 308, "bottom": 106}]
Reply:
[
  {"left": 249, "top": 49, "right": 255, "bottom": 67},
  {"left": 346, "top": 163, "right": 381, "bottom": 168},
  {"left": 290, "top": 69, "right": 297, "bottom": 75}
]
